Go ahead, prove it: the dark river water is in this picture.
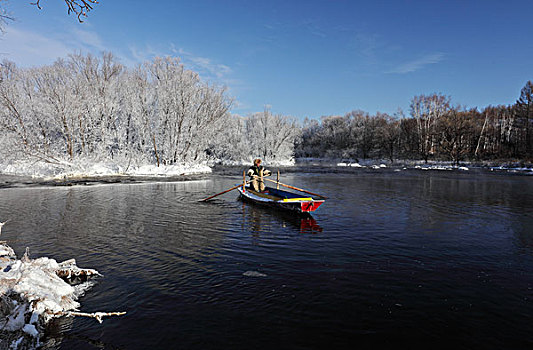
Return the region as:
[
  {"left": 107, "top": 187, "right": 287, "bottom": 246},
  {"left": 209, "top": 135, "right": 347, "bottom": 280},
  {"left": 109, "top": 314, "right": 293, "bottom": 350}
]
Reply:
[{"left": 0, "top": 167, "right": 532, "bottom": 349}]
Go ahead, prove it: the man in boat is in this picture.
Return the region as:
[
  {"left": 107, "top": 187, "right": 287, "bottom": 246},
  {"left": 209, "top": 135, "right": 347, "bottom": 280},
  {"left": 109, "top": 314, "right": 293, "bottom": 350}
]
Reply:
[{"left": 247, "top": 158, "right": 271, "bottom": 192}]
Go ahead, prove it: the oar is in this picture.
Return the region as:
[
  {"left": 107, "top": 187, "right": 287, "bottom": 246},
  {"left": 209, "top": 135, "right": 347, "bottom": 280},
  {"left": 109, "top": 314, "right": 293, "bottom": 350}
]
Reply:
[
  {"left": 200, "top": 181, "right": 251, "bottom": 202},
  {"left": 201, "top": 172, "right": 273, "bottom": 202},
  {"left": 264, "top": 178, "right": 327, "bottom": 199}
]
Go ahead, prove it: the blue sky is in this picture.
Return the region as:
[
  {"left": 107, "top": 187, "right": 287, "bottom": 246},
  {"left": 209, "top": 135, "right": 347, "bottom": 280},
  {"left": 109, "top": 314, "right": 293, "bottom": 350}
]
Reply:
[{"left": 1, "top": 0, "right": 532, "bottom": 120}]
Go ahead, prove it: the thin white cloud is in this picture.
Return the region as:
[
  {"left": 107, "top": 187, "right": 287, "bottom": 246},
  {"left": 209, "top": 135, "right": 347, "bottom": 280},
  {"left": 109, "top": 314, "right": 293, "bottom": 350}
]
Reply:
[
  {"left": 0, "top": 27, "right": 72, "bottom": 66},
  {"left": 1, "top": 26, "right": 239, "bottom": 96},
  {"left": 351, "top": 32, "right": 383, "bottom": 60},
  {"left": 388, "top": 53, "right": 445, "bottom": 74},
  {"left": 71, "top": 27, "right": 105, "bottom": 51},
  {"left": 176, "top": 47, "right": 232, "bottom": 80},
  {"left": 302, "top": 20, "right": 326, "bottom": 38},
  {"left": 0, "top": 25, "right": 111, "bottom": 67},
  {"left": 125, "top": 43, "right": 239, "bottom": 95},
  {"left": 126, "top": 44, "right": 166, "bottom": 65},
  {"left": 125, "top": 44, "right": 233, "bottom": 83}
]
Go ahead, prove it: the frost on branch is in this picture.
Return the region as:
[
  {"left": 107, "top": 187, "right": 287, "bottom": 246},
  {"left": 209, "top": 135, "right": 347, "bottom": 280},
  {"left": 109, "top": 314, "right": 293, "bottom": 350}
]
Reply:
[
  {"left": 0, "top": 52, "right": 297, "bottom": 177},
  {"left": 0, "top": 239, "right": 124, "bottom": 349}
]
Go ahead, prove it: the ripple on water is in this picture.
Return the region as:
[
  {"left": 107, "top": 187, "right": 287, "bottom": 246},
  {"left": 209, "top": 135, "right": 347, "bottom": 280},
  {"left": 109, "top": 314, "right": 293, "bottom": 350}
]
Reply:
[{"left": 0, "top": 172, "right": 532, "bottom": 349}]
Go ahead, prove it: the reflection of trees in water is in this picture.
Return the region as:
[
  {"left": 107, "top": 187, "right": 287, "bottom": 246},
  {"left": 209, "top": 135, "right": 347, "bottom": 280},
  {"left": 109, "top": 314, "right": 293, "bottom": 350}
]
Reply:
[
  {"left": 514, "top": 215, "right": 533, "bottom": 253},
  {"left": 239, "top": 199, "right": 323, "bottom": 235}
]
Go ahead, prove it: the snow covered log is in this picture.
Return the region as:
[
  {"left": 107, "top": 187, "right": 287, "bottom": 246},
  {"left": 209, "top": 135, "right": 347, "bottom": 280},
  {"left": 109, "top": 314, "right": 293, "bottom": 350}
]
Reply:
[{"left": 0, "top": 241, "right": 125, "bottom": 349}]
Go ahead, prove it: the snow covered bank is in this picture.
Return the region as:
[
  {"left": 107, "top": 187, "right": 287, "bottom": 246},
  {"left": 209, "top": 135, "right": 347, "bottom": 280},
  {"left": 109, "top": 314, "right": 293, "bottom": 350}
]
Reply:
[
  {"left": 0, "top": 225, "right": 124, "bottom": 349},
  {"left": 297, "top": 158, "right": 533, "bottom": 174},
  {"left": 213, "top": 158, "right": 296, "bottom": 167},
  {"left": 298, "top": 158, "right": 391, "bottom": 168},
  {"left": 0, "top": 160, "right": 211, "bottom": 181}
]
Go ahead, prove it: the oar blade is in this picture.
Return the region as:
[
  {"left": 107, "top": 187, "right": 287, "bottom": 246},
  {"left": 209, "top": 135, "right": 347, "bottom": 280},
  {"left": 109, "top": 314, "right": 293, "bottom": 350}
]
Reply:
[{"left": 200, "top": 180, "right": 252, "bottom": 202}]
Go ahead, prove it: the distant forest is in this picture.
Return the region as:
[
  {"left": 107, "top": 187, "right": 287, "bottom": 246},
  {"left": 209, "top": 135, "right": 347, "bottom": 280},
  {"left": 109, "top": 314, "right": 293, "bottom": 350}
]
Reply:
[
  {"left": 297, "top": 83, "right": 533, "bottom": 165},
  {"left": 0, "top": 52, "right": 531, "bottom": 168}
]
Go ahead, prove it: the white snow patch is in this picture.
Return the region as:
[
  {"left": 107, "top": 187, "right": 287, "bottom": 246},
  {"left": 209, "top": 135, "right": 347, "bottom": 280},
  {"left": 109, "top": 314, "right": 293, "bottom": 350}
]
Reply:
[
  {"left": 216, "top": 158, "right": 295, "bottom": 167},
  {"left": 10, "top": 337, "right": 24, "bottom": 349},
  {"left": 0, "top": 245, "right": 16, "bottom": 257},
  {"left": 337, "top": 162, "right": 363, "bottom": 168},
  {"left": 0, "top": 238, "right": 105, "bottom": 348},
  {"left": 489, "top": 166, "right": 533, "bottom": 172},
  {"left": 22, "top": 324, "right": 39, "bottom": 337},
  {"left": 128, "top": 164, "right": 211, "bottom": 177},
  {"left": 414, "top": 165, "right": 456, "bottom": 171},
  {"left": 243, "top": 271, "right": 267, "bottom": 277},
  {"left": 0, "top": 160, "right": 212, "bottom": 180}
]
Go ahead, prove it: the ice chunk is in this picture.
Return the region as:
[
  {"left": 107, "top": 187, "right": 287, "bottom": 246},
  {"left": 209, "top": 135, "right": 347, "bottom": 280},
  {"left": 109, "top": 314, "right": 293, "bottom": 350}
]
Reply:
[
  {"left": 243, "top": 271, "right": 267, "bottom": 277},
  {"left": 22, "top": 324, "right": 39, "bottom": 337}
]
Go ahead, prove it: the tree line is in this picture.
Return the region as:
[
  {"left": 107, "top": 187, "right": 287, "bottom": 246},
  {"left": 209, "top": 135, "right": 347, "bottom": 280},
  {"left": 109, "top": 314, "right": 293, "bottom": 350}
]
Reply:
[
  {"left": 1, "top": 51, "right": 531, "bottom": 168},
  {"left": 297, "top": 83, "right": 533, "bottom": 165},
  {"left": 0, "top": 53, "right": 298, "bottom": 168}
]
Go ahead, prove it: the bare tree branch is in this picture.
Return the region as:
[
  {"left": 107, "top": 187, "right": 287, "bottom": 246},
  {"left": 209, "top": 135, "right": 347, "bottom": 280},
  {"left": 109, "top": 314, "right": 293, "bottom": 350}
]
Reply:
[
  {"left": 0, "top": 0, "right": 14, "bottom": 33},
  {"left": 31, "top": 0, "right": 99, "bottom": 22},
  {"left": 54, "top": 311, "right": 127, "bottom": 324}
]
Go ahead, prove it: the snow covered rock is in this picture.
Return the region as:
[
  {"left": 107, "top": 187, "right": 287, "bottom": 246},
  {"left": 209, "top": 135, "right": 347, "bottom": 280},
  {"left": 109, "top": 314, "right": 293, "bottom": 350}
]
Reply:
[{"left": 0, "top": 241, "right": 121, "bottom": 349}]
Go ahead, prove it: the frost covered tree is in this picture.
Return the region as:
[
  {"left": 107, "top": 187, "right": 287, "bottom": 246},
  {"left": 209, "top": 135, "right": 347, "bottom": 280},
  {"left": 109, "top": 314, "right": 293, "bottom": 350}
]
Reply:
[
  {"left": 410, "top": 93, "right": 451, "bottom": 163},
  {"left": 0, "top": 52, "right": 235, "bottom": 168},
  {"left": 67, "top": 52, "right": 124, "bottom": 159},
  {"left": 0, "top": 61, "right": 61, "bottom": 163},
  {"left": 204, "top": 113, "right": 249, "bottom": 162},
  {"left": 296, "top": 117, "right": 323, "bottom": 158},
  {"left": 199, "top": 109, "right": 299, "bottom": 164},
  {"left": 245, "top": 108, "right": 299, "bottom": 161},
  {"left": 144, "top": 57, "right": 232, "bottom": 164},
  {"left": 122, "top": 66, "right": 159, "bottom": 166},
  {"left": 0, "top": 0, "right": 13, "bottom": 33},
  {"left": 0, "top": 51, "right": 304, "bottom": 169}
]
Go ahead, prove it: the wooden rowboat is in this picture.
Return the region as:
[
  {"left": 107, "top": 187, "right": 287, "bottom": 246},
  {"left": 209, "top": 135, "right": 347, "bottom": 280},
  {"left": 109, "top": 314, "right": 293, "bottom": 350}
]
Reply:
[{"left": 237, "top": 185, "right": 325, "bottom": 214}]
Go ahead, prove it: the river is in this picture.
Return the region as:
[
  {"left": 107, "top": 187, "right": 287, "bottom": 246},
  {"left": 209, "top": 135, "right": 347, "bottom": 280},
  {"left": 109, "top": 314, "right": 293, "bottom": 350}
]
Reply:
[{"left": 0, "top": 167, "right": 532, "bottom": 349}]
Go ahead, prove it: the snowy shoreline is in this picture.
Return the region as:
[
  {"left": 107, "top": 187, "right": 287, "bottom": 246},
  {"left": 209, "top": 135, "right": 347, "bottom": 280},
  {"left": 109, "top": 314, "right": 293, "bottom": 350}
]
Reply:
[
  {"left": 0, "top": 158, "right": 298, "bottom": 183},
  {"left": 1, "top": 158, "right": 532, "bottom": 184},
  {"left": 295, "top": 158, "right": 533, "bottom": 173},
  {"left": 0, "top": 161, "right": 213, "bottom": 182}
]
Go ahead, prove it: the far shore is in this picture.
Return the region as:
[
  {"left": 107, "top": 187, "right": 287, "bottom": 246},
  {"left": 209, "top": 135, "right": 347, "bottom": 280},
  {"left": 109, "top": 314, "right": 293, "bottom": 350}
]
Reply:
[{"left": 0, "top": 158, "right": 531, "bottom": 188}]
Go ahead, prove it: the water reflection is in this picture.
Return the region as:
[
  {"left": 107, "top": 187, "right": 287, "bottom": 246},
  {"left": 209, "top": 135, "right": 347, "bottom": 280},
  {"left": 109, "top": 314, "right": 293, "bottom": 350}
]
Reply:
[
  {"left": 43, "top": 316, "right": 124, "bottom": 350},
  {"left": 239, "top": 199, "right": 323, "bottom": 235},
  {"left": 41, "top": 316, "right": 74, "bottom": 349}
]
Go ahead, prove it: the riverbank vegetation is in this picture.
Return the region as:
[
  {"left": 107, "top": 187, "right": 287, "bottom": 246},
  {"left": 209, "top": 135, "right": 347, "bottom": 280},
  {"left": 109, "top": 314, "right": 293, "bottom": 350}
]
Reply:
[
  {"left": 0, "top": 53, "right": 298, "bottom": 175},
  {"left": 297, "top": 83, "right": 533, "bottom": 166},
  {"left": 0, "top": 52, "right": 531, "bottom": 177}
]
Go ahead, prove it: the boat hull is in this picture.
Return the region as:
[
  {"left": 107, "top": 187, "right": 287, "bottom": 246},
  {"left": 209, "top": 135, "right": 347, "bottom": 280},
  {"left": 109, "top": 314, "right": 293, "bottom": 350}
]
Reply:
[{"left": 237, "top": 186, "right": 324, "bottom": 214}]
